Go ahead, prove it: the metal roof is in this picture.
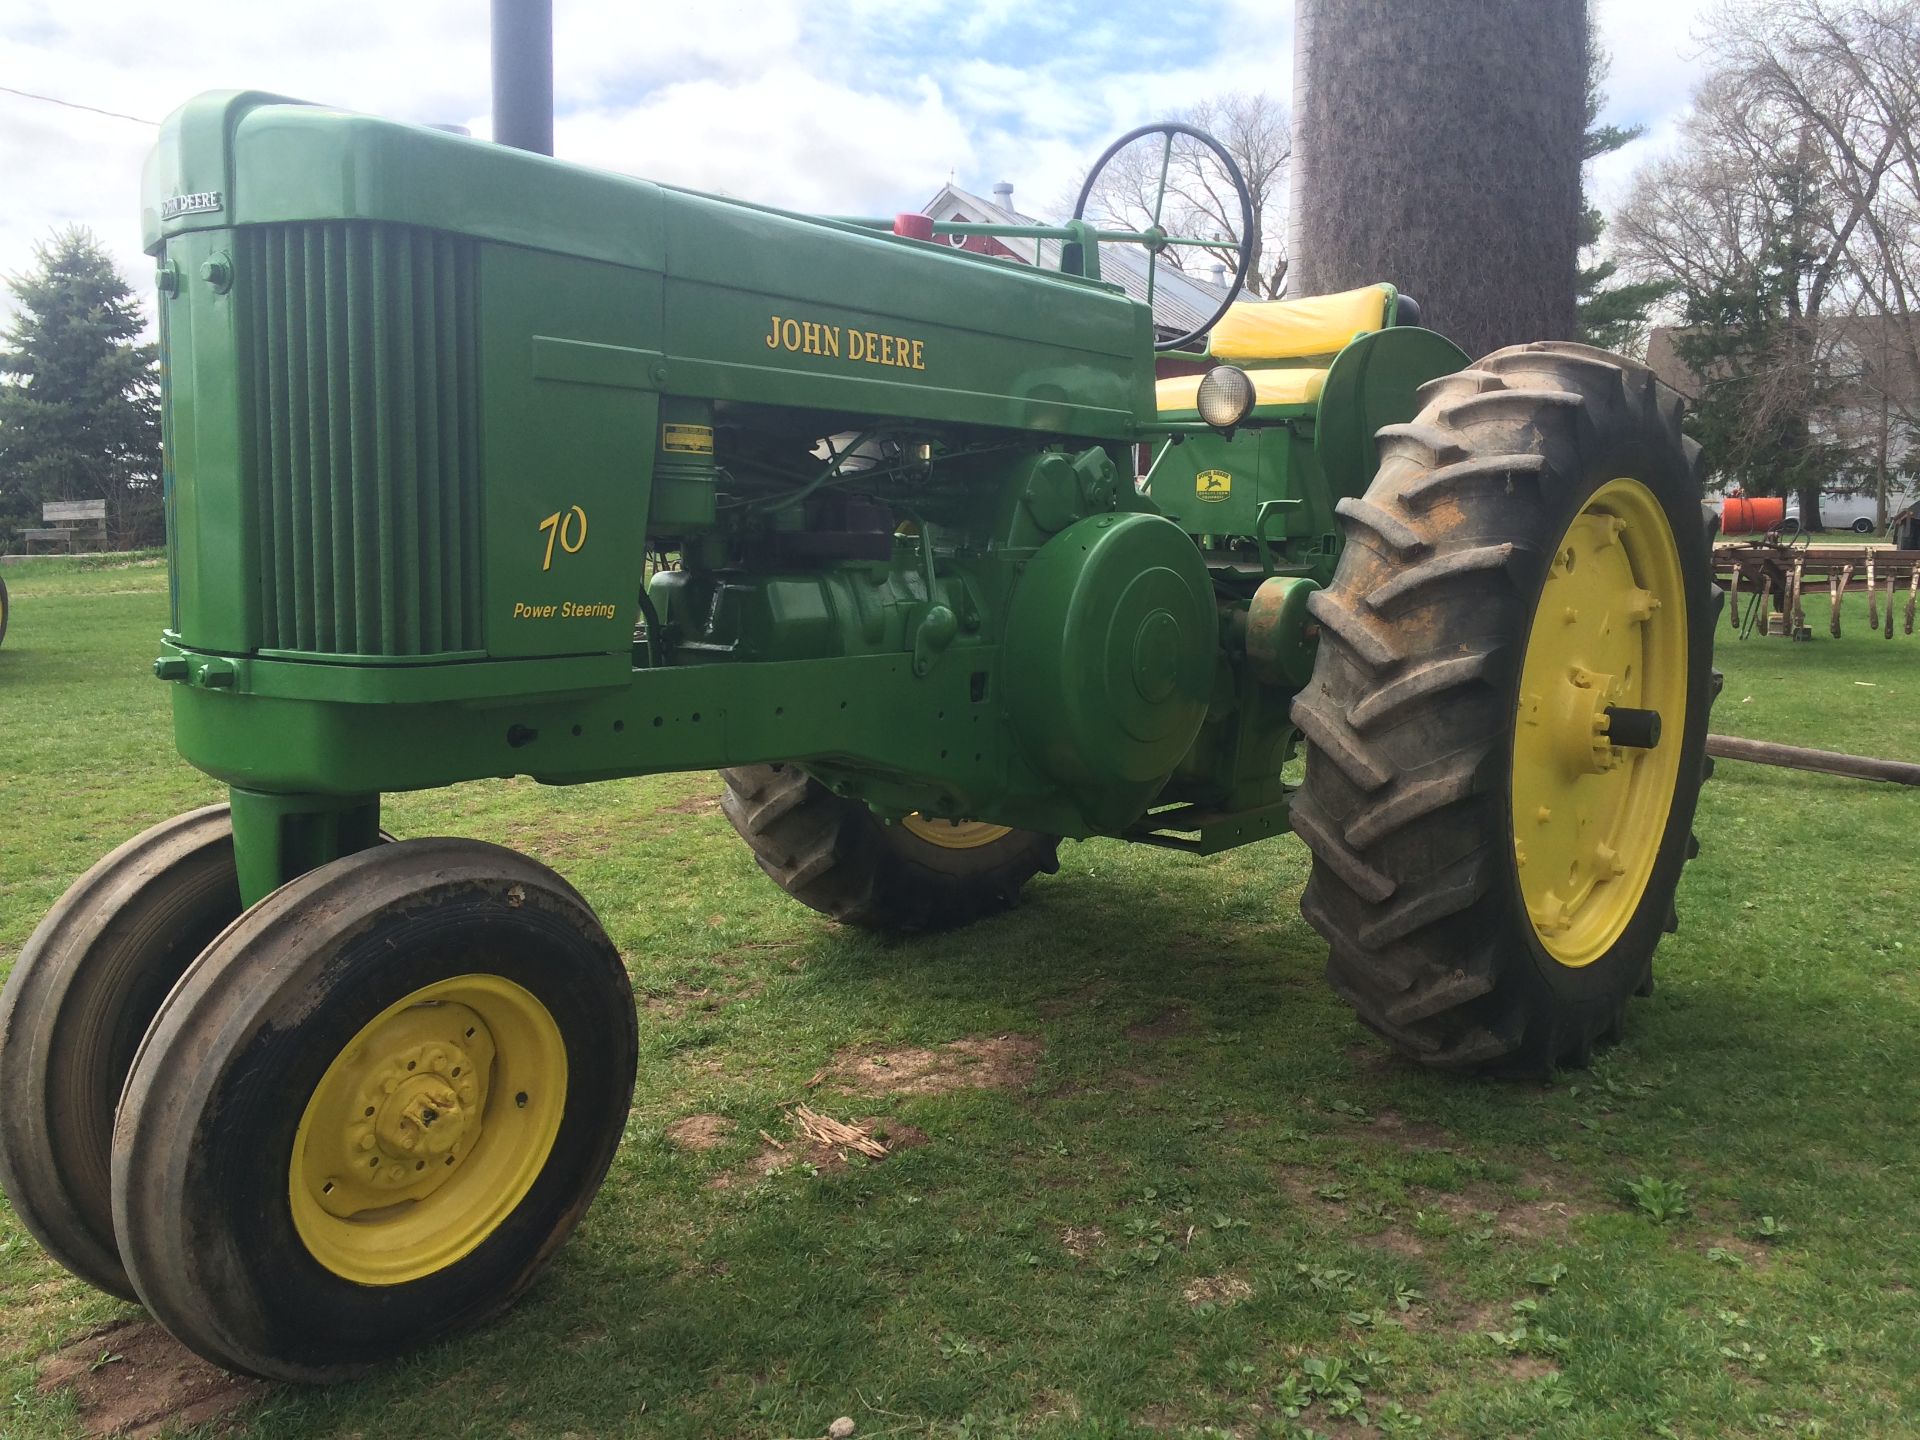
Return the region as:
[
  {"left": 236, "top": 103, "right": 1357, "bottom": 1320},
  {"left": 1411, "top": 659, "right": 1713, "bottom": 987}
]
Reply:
[{"left": 922, "top": 183, "right": 1233, "bottom": 339}]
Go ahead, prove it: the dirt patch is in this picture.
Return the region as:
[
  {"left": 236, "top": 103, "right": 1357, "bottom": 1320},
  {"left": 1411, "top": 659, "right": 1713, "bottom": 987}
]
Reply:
[
  {"left": 1392, "top": 1175, "right": 1582, "bottom": 1244},
  {"left": 1359, "top": 1227, "right": 1428, "bottom": 1260},
  {"left": 1182, "top": 1273, "right": 1253, "bottom": 1309},
  {"left": 1704, "top": 1236, "right": 1773, "bottom": 1269},
  {"left": 36, "top": 1320, "right": 265, "bottom": 1439},
  {"left": 665, "top": 1113, "right": 736, "bottom": 1151},
  {"left": 1060, "top": 1225, "right": 1106, "bottom": 1259},
  {"left": 1453, "top": 1300, "right": 1502, "bottom": 1338},
  {"left": 1503, "top": 1355, "right": 1561, "bottom": 1381},
  {"left": 641, "top": 977, "right": 766, "bottom": 1019},
  {"left": 710, "top": 1116, "right": 927, "bottom": 1188},
  {"left": 1497, "top": 1194, "right": 1575, "bottom": 1241},
  {"left": 1368, "top": 1108, "right": 1455, "bottom": 1150},
  {"left": 643, "top": 983, "right": 716, "bottom": 1016},
  {"left": 828, "top": 1034, "right": 1041, "bottom": 1097},
  {"left": 660, "top": 794, "right": 722, "bottom": 817},
  {"left": 1124, "top": 1007, "right": 1194, "bottom": 1043}
]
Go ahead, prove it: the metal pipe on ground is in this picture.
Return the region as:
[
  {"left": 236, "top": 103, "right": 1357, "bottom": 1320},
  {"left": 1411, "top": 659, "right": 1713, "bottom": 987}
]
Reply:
[
  {"left": 1707, "top": 734, "right": 1920, "bottom": 787},
  {"left": 492, "top": 0, "right": 553, "bottom": 156}
]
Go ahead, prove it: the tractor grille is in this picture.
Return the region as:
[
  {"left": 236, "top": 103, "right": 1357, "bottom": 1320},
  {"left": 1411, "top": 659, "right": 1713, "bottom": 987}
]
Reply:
[{"left": 239, "top": 222, "right": 481, "bottom": 657}]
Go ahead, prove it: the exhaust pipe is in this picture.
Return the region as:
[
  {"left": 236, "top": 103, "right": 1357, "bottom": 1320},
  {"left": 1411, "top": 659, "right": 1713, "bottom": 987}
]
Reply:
[{"left": 492, "top": 0, "right": 553, "bottom": 156}]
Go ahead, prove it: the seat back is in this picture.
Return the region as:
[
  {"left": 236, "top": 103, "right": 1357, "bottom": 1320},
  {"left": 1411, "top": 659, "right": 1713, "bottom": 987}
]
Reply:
[{"left": 1206, "top": 284, "right": 1395, "bottom": 365}]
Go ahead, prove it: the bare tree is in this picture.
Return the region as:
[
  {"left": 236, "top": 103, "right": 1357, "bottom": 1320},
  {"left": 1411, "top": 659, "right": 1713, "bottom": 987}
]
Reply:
[
  {"left": 1289, "top": 0, "right": 1587, "bottom": 359},
  {"left": 1715, "top": 0, "right": 1920, "bottom": 525},
  {"left": 1614, "top": 1, "right": 1920, "bottom": 524},
  {"left": 1076, "top": 93, "right": 1292, "bottom": 298}
]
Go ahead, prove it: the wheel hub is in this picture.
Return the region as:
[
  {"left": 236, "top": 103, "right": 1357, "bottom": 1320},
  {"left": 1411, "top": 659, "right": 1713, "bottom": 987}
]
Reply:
[
  {"left": 289, "top": 974, "right": 566, "bottom": 1285},
  {"left": 900, "top": 814, "right": 1014, "bottom": 849},
  {"left": 1511, "top": 479, "right": 1689, "bottom": 966},
  {"left": 312, "top": 1012, "right": 491, "bottom": 1212},
  {"left": 373, "top": 1065, "right": 471, "bottom": 1164}
]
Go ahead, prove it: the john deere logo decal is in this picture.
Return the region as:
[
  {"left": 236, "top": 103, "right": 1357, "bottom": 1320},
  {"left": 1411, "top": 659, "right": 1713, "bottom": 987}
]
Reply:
[
  {"left": 1195, "top": 469, "right": 1232, "bottom": 503},
  {"left": 160, "top": 191, "right": 223, "bottom": 221}
]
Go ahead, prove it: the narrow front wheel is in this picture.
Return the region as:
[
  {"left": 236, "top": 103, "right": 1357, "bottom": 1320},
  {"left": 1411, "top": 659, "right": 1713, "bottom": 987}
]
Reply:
[
  {"left": 0, "top": 806, "right": 243, "bottom": 1298},
  {"left": 111, "top": 839, "right": 638, "bottom": 1381}
]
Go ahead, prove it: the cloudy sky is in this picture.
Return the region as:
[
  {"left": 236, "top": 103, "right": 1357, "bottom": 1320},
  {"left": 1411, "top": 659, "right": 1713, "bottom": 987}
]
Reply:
[{"left": 1, "top": 0, "right": 1711, "bottom": 316}]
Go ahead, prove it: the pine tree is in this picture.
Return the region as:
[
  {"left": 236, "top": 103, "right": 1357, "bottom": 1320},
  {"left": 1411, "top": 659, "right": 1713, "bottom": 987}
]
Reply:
[{"left": 0, "top": 228, "right": 161, "bottom": 547}]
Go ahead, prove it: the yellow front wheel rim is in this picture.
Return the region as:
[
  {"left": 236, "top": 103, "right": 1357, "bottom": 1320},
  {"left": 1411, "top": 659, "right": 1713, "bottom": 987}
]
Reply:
[
  {"left": 1511, "top": 478, "right": 1689, "bottom": 967},
  {"left": 899, "top": 815, "right": 1013, "bottom": 850},
  {"left": 289, "top": 974, "right": 567, "bottom": 1286}
]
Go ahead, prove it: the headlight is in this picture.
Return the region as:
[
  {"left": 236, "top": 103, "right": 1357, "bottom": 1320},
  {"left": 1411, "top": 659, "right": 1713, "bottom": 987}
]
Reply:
[{"left": 1195, "top": 365, "right": 1256, "bottom": 429}]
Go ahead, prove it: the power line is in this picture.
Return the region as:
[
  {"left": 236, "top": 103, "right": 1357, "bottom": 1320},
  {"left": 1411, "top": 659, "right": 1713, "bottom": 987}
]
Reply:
[{"left": 0, "top": 84, "right": 157, "bottom": 128}]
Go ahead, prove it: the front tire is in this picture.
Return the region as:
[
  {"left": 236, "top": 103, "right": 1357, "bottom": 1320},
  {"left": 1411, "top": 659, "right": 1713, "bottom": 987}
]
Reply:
[
  {"left": 1853, "top": 516, "right": 1876, "bottom": 534},
  {"left": 1291, "top": 342, "right": 1717, "bottom": 1075},
  {"left": 111, "top": 839, "right": 637, "bottom": 1381},
  {"left": 719, "top": 765, "right": 1059, "bottom": 932},
  {"left": 0, "top": 806, "right": 244, "bottom": 1298}
]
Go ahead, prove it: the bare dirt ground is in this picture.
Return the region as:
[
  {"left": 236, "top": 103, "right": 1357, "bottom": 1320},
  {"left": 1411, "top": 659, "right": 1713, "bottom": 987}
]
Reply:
[{"left": 34, "top": 1319, "right": 263, "bottom": 1439}]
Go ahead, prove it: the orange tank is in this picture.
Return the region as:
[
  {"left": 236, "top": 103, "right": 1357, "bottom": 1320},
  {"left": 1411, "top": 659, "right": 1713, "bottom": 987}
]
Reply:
[{"left": 1721, "top": 494, "right": 1785, "bottom": 533}]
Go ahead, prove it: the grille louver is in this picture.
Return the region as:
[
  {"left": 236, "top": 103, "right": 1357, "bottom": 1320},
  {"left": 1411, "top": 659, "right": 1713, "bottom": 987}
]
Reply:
[{"left": 240, "top": 222, "right": 481, "bottom": 658}]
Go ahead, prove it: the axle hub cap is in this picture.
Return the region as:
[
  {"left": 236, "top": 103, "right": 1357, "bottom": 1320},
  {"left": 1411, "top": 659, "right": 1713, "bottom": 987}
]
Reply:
[
  {"left": 1511, "top": 479, "right": 1688, "bottom": 967},
  {"left": 289, "top": 974, "right": 567, "bottom": 1285}
]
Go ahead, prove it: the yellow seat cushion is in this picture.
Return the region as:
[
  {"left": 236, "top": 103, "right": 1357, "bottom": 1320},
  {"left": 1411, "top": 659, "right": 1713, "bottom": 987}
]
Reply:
[
  {"left": 1205, "top": 284, "right": 1393, "bottom": 364},
  {"left": 1156, "top": 366, "right": 1328, "bottom": 415}
]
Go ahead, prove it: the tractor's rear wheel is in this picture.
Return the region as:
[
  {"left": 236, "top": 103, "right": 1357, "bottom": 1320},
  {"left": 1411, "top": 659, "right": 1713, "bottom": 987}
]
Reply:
[
  {"left": 111, "top": 839, "right": 637, "bottom": 1381},
  {"left": 718, "top": 764, "right": 1059, "bottom": 931},
  {"left": 0, "top": 574, "right": 10, "bottom": 647},
  {"left": 0, "top": 806, "right": 243, "bottom": 1299},
  {"left": 1291, "top": 342, "right": 1718, "bottom": 1075}
]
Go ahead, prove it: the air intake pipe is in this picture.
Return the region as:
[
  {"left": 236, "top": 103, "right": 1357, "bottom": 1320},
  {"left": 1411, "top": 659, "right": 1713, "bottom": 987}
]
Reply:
[{"left": 492, "top": 0, "right": 553, "bottom": 156}]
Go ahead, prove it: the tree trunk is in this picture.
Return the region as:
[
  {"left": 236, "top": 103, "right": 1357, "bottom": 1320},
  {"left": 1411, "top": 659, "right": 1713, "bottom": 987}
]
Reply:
[
  {"left": 1797, "top": 482, "right": 1824, "bottom": 533},
  {"left": 1289, "top": 0, "right": 1587, "bottom": 359}
]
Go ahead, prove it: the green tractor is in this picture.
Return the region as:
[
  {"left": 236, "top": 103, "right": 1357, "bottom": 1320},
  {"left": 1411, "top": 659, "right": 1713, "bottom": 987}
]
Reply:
[{"left": 0, "top": 67, "right": 1716, "bottom": 1381}]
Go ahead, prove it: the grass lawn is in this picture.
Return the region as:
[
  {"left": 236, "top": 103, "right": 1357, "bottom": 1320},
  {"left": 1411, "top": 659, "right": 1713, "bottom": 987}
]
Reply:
[{"left": 1, "top": 558, "right": 1916, "bottom": 1440}]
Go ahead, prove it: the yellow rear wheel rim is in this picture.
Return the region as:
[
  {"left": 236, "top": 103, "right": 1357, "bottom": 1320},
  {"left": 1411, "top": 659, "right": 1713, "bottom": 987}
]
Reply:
[
  {"left": 899, "top": 815, "right": 1013, "bottom": 850},
  {"left": 289, "top": 974, "right": 567, "bottom": 1286},
  {"left": 1511, "top": 478, "right": 1688, "bottom": 968}
]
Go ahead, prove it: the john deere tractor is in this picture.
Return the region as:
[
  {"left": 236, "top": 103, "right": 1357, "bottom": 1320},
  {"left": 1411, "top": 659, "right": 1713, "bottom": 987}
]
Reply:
[{"left": 0, "top": 70, "right": 1716, "bottom": 1381}]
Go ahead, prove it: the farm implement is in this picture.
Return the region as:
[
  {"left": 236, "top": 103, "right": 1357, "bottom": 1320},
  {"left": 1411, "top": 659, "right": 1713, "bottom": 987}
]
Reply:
[
  {"left": 0, "top": 28, "right": 1718, "bottom": 1382},
  {"left": 1715, "top": 536, "right": 1920, "bottom": 641}
]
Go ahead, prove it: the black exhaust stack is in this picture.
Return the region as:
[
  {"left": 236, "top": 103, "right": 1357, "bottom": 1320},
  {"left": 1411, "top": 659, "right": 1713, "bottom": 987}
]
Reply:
[{"left": 492, "top": 0, "right": 553, "bottom": 156}]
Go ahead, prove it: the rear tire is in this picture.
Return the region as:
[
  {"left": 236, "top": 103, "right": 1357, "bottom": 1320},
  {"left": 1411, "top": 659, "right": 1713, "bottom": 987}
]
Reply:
[
  {"left": 718, "top": 764, "right": 1059, "bottom": 932},
  {"left": 1853, "top": 516, "right": 1876, "bottom": 534},
  {"left": 1291, "top": 342, "right": 1718, "bottom": 1075},
  {"left": 0, "top": 575, "right": 10, "bottom": 647}
]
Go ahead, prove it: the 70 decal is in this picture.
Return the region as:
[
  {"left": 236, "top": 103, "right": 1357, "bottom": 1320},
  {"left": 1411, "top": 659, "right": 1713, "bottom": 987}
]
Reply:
[{"left": 537, "top": 506, "right": 588, "bottom": 571}]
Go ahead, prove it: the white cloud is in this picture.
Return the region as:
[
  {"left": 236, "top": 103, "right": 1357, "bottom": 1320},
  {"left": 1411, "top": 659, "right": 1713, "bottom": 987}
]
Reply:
[
  {"left": 561, "top": 66, "right": 975, "bottom": 214},
  {"left": 0, "top": 0, "right": 1707, "bottom": 329},
  {"left": 1593, "top": 0, "right": 1713, "bottom": 129}
]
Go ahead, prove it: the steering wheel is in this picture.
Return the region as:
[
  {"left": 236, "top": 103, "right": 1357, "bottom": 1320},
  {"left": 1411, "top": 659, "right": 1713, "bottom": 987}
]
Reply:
[{"left": 1071, "top": 121, "right": 1256, "bottom": 352}]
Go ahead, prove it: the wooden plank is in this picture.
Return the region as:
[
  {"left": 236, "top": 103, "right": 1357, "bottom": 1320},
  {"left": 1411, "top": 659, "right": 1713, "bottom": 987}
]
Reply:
[
  {"left": 20, "top": 528, "right": 74, "bottom": 542},
  {"left": 1708, "top": 734, "right": 1920, "bottom": 786},
  {"left": 41, "top": 500, "right": 107, "bottom": 522}
]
